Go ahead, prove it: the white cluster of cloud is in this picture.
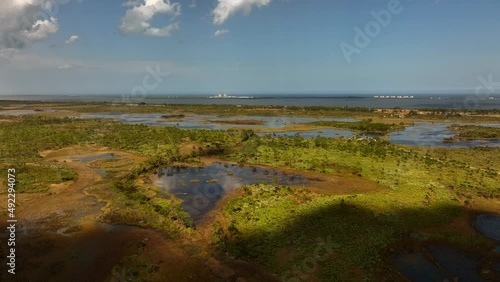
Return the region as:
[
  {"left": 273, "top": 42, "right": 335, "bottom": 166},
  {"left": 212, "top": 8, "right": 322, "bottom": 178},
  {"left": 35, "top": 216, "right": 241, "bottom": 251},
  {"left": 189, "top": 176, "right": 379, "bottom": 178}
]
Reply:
[
  {"left": 213, "top": 29, "right": 229, "bottom": 37},
  {"left": 0, "top": 0, "right": 60, "bottom": 48},
  {"left": 58, "top": 63, "right": 77, "bottom": 69},
  {"left": 120, "top": 0, "right": 181, "bottom": 37},
  {"left": 65, "top": 35, "right": 79, "bottom": 44},
  {"left": 0, "top": 0, "right": 279, "bottom": 52},
  {"left": 212, "top": 0, "right": 271, "bottom": 25}
]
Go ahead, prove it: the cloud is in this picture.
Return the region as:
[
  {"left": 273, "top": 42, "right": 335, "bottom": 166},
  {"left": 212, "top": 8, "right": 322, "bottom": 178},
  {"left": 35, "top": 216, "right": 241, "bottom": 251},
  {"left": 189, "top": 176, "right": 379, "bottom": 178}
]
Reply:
[
  {"left": 0, "top": 51, "right": 81, "bottom": 70},
  {"left": 0, "top": 48, "right": 18, "bottom": 64},
  {"left": 64, "top": 35, "right": 79, "bottom": 44},
  {"left": 0, "top": 0, "right": 60, "bottom": 49},
  {"left": 120, "top": 0, "right": 181, "bottom": 37},
  {"left": 212, "top": 29, "right": 229, "bottom": 37},
  {"left": 213, "top": 0, "right": 271, "bottom": 25},
  {"left": 58, "top": 63, "right": 76, "bottom": 69},
  {"left": 123, "top": 0, "right": 142, "bottom": 7},
  {"left": 144, "top": 22, "right": 179, "bottom": 37}
]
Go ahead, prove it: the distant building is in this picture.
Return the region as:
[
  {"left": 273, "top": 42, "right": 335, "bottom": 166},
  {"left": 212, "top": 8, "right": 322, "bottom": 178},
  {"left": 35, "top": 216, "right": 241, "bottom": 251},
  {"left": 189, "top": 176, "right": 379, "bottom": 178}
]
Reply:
[{"left": 208, "top": 93, "right": 254, "bottom": 99}]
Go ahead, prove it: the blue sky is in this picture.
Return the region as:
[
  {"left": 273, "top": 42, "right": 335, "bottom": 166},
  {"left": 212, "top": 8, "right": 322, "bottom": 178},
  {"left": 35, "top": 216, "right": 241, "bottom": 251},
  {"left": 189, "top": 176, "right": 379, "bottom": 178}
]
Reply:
[{"left": 0, "top": 0, "right": 500, "bottom": 95}]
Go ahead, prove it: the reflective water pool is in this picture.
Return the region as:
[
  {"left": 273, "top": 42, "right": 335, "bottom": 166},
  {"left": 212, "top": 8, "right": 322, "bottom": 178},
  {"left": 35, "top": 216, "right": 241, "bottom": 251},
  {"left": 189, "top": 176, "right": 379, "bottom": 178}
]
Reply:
[
  {"left": 475, "top": 214, "right": 500, "bottom": 241},
  {"left": 71, "top": 153, "right": 117, "bottom": 163},
  {"left": 80, "top": 113, "right": 500, "bottom": 147},
  {"left": 394, "top": 251, "right": 451, "bottom": 281},
  {"left": 154, "top": 163, "right": 317, "bottom": 221},
  {"left": 82, "top": 113, "right": 357, "bottom": 130},
  {"left": 394, "top": 245, "right": 490, "bottom": 282}
]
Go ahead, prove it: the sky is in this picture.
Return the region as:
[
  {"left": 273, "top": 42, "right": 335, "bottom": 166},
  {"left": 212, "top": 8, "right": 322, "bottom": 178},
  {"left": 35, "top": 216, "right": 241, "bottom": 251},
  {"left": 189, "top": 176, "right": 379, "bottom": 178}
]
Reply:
[{"left": 0, "top": 0, "right": 500, "bottom": 96}]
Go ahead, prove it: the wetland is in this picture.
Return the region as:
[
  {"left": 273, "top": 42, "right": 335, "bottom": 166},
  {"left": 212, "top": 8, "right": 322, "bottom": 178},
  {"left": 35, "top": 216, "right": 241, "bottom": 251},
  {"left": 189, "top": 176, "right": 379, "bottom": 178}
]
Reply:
[{"left": 0, "top": 102, "right": 499, "bottom": 281}]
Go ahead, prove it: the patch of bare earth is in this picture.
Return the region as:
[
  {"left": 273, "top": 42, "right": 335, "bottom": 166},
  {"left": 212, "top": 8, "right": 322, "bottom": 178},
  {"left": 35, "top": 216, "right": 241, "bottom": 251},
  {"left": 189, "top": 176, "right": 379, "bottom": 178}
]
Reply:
[{"left": 0, "top": 147, "right": 221, "bottom": 281}]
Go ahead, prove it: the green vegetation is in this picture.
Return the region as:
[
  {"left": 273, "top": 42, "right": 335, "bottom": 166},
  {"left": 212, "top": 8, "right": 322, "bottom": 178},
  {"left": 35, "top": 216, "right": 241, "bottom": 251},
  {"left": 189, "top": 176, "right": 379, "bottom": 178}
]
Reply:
[
  {"left": 205, "top": 119, "right": 265, "bottom": 125},
  {"left": 449, "top": 124, "right": 500, "bottom": 140},
  {"left": 0, "top": 116, "right": 239, "bottom": 164},
  {"left": 226, "top": 135, "right": 499, "bottom": 197},
  {"left": 214, "top": 135, "right": 500, "bottom": 279},
  {"left": 216, "top": 184, "right": 464, "bottom": 281},
  {"left": 1, "top": 106, "right": 499, "bottom": 281},
  {"left": 85, "top": 154, "right": 195, "bottom": 234},
  {"left": 111, "top": 239, "right": 160, "bottom": 281},
  {"left": 1, "top": 163, "right": 77, "bottom": 193},
  {"left": 308, "top": 119, "right": 406, "bottom": 133},
  {"left": 106, "top": 179, "right": 193, "bottom": 229}
]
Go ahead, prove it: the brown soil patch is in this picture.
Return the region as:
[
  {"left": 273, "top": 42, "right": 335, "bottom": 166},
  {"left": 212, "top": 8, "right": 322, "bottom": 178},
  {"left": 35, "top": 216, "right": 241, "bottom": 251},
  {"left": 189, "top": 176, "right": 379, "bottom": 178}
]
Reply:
[
  {"left": 0, "top": 147, "right": 217, "bottom": 281},
  {"left": 280, "top": 168, "right": 385, "bottom": 195}
]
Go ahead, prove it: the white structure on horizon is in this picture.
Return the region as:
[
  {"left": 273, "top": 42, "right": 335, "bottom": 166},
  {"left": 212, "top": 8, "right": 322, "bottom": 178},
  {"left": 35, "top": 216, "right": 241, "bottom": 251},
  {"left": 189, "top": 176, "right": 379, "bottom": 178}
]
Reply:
[
  {"left": 374, "top": 95, "right": 415, "bottom": 99},
  {"left": 208, "top": 93, "right": 254, "bottom": 99}
]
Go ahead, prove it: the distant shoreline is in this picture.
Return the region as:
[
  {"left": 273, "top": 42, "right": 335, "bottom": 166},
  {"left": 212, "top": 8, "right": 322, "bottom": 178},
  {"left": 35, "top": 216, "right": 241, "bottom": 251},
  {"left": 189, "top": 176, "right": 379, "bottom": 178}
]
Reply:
[{"left": 1, "top": 95, "right": 499, "bottom": 110}]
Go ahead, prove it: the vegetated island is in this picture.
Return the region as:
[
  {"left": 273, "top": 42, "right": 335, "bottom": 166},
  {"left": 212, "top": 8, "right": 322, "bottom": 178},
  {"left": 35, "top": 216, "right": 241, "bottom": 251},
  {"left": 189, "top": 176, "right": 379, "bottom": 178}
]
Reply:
[
  {"left": 306, "top": 119, "right": 407, "bottom": 134},
  {"left": 204, "top": 119, "right": 265, "bottom": 125},
  {"left": 160, "top": 114, "right": 186, "bottom": 119},
  {"left": 444, "top": 124, "right": 500, "bottom": 142}
]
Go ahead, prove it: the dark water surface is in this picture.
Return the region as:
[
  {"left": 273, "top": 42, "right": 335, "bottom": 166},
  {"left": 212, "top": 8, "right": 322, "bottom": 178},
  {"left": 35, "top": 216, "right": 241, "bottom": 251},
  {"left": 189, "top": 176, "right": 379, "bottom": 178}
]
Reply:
[
  {"left": 475, "top": 214, "right": 500, "bottom": 241},
  {"left": 154, "top": 163, "right": 315, "bottom": 221},
  {"left": 394, "top": 245, "right": 491, "bottom": 282},
  {"left": 394, "top": 251, "right": 451, "bottom": 281},
  {"left": 71, "top": 153, "right": 117, "bottom": 163},
  {"left": 2, "top": 95, "right": 500, "bottom": 109}
]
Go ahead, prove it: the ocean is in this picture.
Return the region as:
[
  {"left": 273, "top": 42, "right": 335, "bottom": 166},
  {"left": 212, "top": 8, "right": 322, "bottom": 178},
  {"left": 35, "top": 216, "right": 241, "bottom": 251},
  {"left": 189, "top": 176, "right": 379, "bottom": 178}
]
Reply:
[{"left": 1, "top": 95, "right": 499, "bottom": 109}]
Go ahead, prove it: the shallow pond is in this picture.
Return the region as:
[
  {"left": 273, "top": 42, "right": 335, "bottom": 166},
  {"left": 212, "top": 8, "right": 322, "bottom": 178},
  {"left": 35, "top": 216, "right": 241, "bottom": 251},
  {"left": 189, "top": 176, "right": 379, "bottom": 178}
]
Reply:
[
  {"left": 475, "top": 214, "right": 500, "bottom": 241},
  {"left": 395, "top": 245, "right": 490, "bottom": 281},
  {"left": 265, "top": 122, "right": 500, "bottom": 148},
  {"left": 394, "top": 251, "right": 451, "bottom": 281},
  {"left": 82, "top": 113, "right": 356, "bottom": 130},
  {"left": 81, "top": 113, "right": 500, "bottom": 147},
  {"left": 0, "top": 109, "right": 36, "bottom": 116},
  {"left": 154, "top": 163, "right": 317, "bottom": 221},
  {"left": 71, "top": 153, "right": 117, "bottom": 163},
  {"left": 0, "top": 109, "right": 59, "bottom": 116},
  {"left": 426, "top": 245, "right": 486, "bottom": 281},
  {"left": 387, "top": 122, "right": 500, "bottom": 148}
]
